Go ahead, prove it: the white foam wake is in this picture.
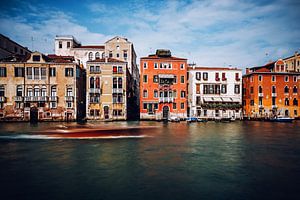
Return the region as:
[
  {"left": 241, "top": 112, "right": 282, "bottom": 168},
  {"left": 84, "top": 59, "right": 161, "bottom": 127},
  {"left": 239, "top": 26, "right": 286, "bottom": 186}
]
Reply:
[{"left": 0, "top": 134, "right": 149, "bottom": 140}]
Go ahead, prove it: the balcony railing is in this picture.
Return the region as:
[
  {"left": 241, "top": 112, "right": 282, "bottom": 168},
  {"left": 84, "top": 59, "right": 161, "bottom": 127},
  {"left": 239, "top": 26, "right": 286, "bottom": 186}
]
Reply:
[
  {"left": 258, "top": 105, "right": 264, "bottom": 109},
  {"left": 112, "top": 88, "right": 123, "bottom": 93},
  {"left": 65, "top": 96, "right": 74, "bottom": 102},
  {"left": 258, "top": 93, "right": 264, "bottom": 97},
  {"left": 24, "top": 96, "right": 48, "bottom": 102},
  {"left": 90, "top": 97, "right": 100, "bottom": 104},
  {"left": 49, "top": 96, "right": 58, "bottom": 101},
  {"left": 90, "top": 70, "right": 101, "bottom": 74},
  {"left": 90, "top": 88, "right": 101, "bottom": 94},
  {"left": 38, "top": 96, "right": 48, "bottom": 101},
  {"left": 113, "top": 99, "right": 124, "bottom": 104},
  {"left": 272, "top": 93, "right": 277, "bottom": 97},
  {"left": 0, "top": 96, "right": 6, "bottom": 102},
  {"left": 14, "top": 96, "right": 23, "bottom": 102},
  {"left": 159, "top": 97, "right": 174, "bottom": 103}
]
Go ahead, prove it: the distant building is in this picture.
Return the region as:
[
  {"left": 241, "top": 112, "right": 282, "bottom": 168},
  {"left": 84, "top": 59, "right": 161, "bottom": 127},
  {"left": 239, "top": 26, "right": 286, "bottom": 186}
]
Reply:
[
  {"left": 188, "top": 65, "right": 242, "bottom": 120},
  {"left": 55, "top": 35, "right": 140, "bottom": 119},
  {"left": 243, "top": 59, "right": 300, "bottom": 119},
  {"left": 0, "top": 34, "right": 31, "bottom": 59},
  {"left": 283, "top": 51, "right": 300, "bottom": 72},
  {"left": 140, "top": 49, "right": 188, "bottom": 120},
  {"left": 0, "top": 52, "right": 85, "bottom": 121}
]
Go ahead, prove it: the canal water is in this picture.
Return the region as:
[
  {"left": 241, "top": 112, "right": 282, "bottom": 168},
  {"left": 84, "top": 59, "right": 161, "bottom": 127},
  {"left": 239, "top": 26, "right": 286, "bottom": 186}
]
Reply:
[{"left": 0, "top": 121, "right": 300, "bottom": 200}]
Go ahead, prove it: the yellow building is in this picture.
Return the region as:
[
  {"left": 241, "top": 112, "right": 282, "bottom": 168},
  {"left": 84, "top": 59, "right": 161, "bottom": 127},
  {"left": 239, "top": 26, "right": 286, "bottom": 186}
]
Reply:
[
  {"left": 0, "top": 51, "right": 85, "bottom": 121},
  {"left": 284, "top": 52, "right": 300, "bottom": 72},
  {"left": 86, "top": 58, "right": 129, "bottom": 120}
]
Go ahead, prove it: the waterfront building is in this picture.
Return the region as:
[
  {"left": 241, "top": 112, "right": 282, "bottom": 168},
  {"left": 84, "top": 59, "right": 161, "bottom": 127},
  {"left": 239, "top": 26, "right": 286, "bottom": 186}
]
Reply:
[
  {"left": 243, "top": 59, "right": 300, "bottom": 119},
  {"left": 140, "top": 49, "right": 188, "bottom": 120},
  {"left": 86, "top": 57, "right": 133, "bottom": 120},
  {"left": 0, "top": 34, "right": 31, "bottom": 59},
  {"left": 188, "top": 65, "right": 242, "bottom": 120},
  {"left": 55, "top": 35, "right": 140, "bottom": 120},
  {"left": 0, "top": 51, "right": 85, "bottom": 121}
]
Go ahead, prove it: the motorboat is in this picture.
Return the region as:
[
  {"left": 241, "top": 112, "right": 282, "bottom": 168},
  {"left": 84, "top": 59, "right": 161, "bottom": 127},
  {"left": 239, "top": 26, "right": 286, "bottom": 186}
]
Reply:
[{"left": 270, "top": 116, "right": 294, "bottom": 122}]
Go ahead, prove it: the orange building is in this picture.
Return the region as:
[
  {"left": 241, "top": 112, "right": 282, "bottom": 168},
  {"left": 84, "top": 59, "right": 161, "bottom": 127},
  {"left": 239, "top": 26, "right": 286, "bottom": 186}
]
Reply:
[
  {"left": 243, "top": 60, "right": 300, "bottom": 119},
  {"left": 140, "top": 49, "right": 188, "bottom": 120}
]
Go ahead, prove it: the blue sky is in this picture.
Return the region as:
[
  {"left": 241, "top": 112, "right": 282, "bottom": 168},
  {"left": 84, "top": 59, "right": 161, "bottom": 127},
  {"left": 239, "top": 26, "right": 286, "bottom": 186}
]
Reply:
[{"left": 0, "top": 0, "right": 299, "bottom": 69}]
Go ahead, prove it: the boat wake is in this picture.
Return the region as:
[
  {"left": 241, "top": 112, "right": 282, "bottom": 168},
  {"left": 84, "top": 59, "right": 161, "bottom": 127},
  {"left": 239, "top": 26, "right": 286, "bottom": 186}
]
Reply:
[{"left": 0, "top": 134, "right": 149, "bottom": 140}]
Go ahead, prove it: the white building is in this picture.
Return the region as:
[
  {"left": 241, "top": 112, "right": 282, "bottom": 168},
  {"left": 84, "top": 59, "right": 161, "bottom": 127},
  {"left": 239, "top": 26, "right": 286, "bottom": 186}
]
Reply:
[{"left": 188, "top": 65, "right": 243, "bottom": 120}]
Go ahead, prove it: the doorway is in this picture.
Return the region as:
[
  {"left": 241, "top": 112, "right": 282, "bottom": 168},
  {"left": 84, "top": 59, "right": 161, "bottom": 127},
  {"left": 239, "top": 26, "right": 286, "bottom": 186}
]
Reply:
[
  {"left": 30, "top": 106, "right": 38, "bottom": 123},
  {"left": 104, "top": 106, "right": 109, "bottom": 119},
  {"left": 162, "top": 106, "right": 169, "bottom": 120}
]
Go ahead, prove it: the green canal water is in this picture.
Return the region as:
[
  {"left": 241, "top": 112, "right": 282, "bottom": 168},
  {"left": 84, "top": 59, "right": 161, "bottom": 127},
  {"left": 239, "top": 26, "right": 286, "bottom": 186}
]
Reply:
[{"left": 0, "top": 121, "right": 300, "bottom": 200}]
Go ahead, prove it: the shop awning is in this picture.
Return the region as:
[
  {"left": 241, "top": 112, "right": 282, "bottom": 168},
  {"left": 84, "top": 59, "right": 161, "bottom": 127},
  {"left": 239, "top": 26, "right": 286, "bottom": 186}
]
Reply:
[
  {"left": 221, "top": 97, "right": 232, "bottom": 102},
  {"left": 158, "top": 74, "right": 174, "bottom": 79},
  {"left": 231, "top": 97, "right": 241, "bottom": 103},
  {"left": 203, "top": 97, "right": 222, "bottom": 102}
]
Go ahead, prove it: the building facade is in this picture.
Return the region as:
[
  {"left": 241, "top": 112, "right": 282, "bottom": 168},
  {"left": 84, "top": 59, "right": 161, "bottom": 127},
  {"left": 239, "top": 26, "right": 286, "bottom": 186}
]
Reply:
[
  {"left": 86, "top": 58, "right": 132, "bottom": 120},
  {"left": 0, "top": 34, "right": 31, "bottom": 59},
  {"left": 140, "top": 49, "right": 188, "bottom": 120},
  {"left": 283, "top": 51, "right": 300, "bottom": 72},
  {"left": 243, "top": 60, "right": 300, "bottom": 119},
  {"left": 0, "top": 51, "right": 85, "bottom": 121},
  {"left": 188, "top": 66, "right": 242, "bottom": 120},
  {"left": 55, "top": 35, "right": 140, "bottom": 120}
]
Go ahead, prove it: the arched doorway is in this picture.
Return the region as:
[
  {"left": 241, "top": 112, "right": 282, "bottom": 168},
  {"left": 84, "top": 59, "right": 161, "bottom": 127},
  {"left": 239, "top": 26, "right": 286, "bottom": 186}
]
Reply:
[
  {"left": 285, "top": 110, "right": 289, "bottom": 117},
  {"left": 162, "top": 106, "right": 169, "bottom": 120},
  {"left": 30, "top": 106, "right": 38, "bottom": 123},
  {"left": 104, "top": 106, "right": 109, "bottom": 119}
]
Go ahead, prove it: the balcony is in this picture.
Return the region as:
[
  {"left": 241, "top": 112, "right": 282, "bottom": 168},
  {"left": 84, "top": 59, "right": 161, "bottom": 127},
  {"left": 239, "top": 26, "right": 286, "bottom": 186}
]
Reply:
[
  {"left": 112, "top": 88, "right": 123, "bottom": 93},
  {"left": 272, "top": 93, "right": 277, "bottom": 97},
  {"left": 90, "top": 88, "right": 101, "bottom": 94},
  {"left": 159, "top": 97, "right": 174, "bottom": 103},
  {"left": 65, "top": 96, "right": 74, "bottom": 102},
  {"left": 14, "top": 96, "right": 23, "bottom": 102},
  {"left": 0, "top": 96, "right": 6, "bottom": 102},
  {"left": 49, "top": 96, "right": 58, "bottom": 101},
  {"left": 38, "top": 96, "right": 48, "bottom": 101},
  {"left": 24, "top": 96, "right": 39, "bottom": 102},
  {"left": 258, "top": 93, "right": 264, "bottom": 97}
]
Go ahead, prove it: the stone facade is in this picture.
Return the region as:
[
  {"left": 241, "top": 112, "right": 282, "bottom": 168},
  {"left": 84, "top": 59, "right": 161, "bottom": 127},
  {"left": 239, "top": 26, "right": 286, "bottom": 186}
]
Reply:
[
  {"left": 283, "top": 52, "right": 300, "bottom": 72},
  {"left": 0, "top": 52, "right": 85, "bottom": 121},
  {"left": 188, "top": 65, "right": 243, "bottom": 120}
]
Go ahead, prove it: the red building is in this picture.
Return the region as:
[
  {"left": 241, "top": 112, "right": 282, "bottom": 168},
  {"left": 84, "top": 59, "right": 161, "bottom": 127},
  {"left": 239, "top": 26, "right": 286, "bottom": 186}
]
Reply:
[{"left": 140, "top": 49, "right": 188, "bottom": 120}]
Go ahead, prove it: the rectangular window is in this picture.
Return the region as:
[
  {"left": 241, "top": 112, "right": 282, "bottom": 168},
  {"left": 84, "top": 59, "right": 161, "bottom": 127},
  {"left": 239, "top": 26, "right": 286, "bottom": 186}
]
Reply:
[
  {"left": 203, "top": 72, "right": 208, "bottom": 80},
  {"left": 293, "top": 76, "right": 297, "bottom": 82},
  {"left": 174, "top": 76, "right": 177, "bottom": 83},
  {"left": 14, "top": 67, "right": 24, "bottom": 77},
  {"left": 181, "top": 102, "right": 184, "bottom": 109},
  {"left": 250, "top": 100, "right": 254, "bottom": 106},
  {"left": 153, "top": 75, "right": 158, "bottom": 83},
  {"left": 65, "top": 68, "right": 74, "bottom": 77},
  {"left": 235, "top": 73, "right": 240, "bottom": 81},
  {"left": 272, "top": 97, "right": 276, "bottom": 106},
  {"left": 113, "top": 66, "right": 117, "bottom": 73},
  {"left": 215, "top": 73, "right": 220, "bottom": 81},
  {"left": 41, "top": 68, "right": 46, "bottom": 80},
  {"left": 143, "top": 103, "right": 147, "bottom": 110},
  {"left": 59, "top": 41, "right": 62, "bottom": 48},
  {"left": 109, "top": 51, "right": 113, "bottom": 57},
  {"left": 196, "top": 72, "right": 201, "bottom": 80},
  {"left": 143, "top": 62, "right": 148, "bottom": 69},
  {"left": 221, "top": 84, "right": 227, "bottom": 94},
  {"left": 143, "top": 90, "right": 148, "bottom": 98},
  {"left": 32, "top": 55, "right": 40, "bottom": 62},
  {"left": 250, "top": 87, "right": 253, "bottom": 94},
  {"left": 234, "top": 85, "right": 240, "bottom": 94},
  {"left": 50, "top": 67, "right": 56, "bottom": 77},
  {"left": 173, "top": 103, "right": 176, "bottom": 109},
  {"left": 118, "top": 66, "right": 123, "bottom": 73},
  {"left": 143, "top": 75, "right": 148, "bottom": 83},
  {"left": 181, "top": 91, "right": 186, "bottom": 98},
  {"left": 0, "top": 67, "right": 7, "bottom": 77},
  {"left": 154, "top": 90, "right": 158, "bottom": 98},
  {"left": 67, "top": 42, "right": 70, "bottom": 48},
  {"left": 34, "top": 67, "right": 40, "bottom": 79},
  {"left": 123, "top": 51, "right": 127, "bottom": 58},
  {"left": 222, "top": 73, "right": 227, "bottom": 81},
  {"left": 272, "top": 75, "right": 276, "bottom": 82},
  {"left": 181, "top": 76, "right": 185, "bottom": 83},
  {"left": 154, "top": 63, "right": 158, "bottom": 69}
]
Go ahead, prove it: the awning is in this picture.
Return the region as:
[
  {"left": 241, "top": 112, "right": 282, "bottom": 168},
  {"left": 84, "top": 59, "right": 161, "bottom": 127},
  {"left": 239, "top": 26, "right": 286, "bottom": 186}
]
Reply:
[
  {"left": 221, "top": 97, "right": 232, "bottom": 102},
  {"left": 231, "top": 97, "right": 241, "bottom": 103},
  {"left": 158, "top": 74, "right": 174, "bottom": 79},
  {"left": 202, "top": 97, "right": 222, "bottom": 102}
]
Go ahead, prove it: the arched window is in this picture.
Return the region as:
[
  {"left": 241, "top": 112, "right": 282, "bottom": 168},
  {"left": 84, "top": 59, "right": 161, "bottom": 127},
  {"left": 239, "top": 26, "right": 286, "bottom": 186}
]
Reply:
[
  {"left": 293, "top": 98, "right": 298, "bottom": 106},
  {"left": 34, "top": 86, "right": 39, "bottom": 96},
  {"left": 143, "top": 90, "right": 148, "bottom": 98},
  {"left": 293, "top": 86, "right": 297, "bottom": 93},
  {"left": 88, "top": 52, "right": 93, "bottom": 60},
  {"left": 95, "top": 52, "right": 100, "bottom": 59},
  {"left": 90, "top": 77, "right": 94, "bottom": 88},
  {"left": 272, "top": 86, "right": 276, "bottom": 93},
  {"left": 118, "top": 78, "right": 122, "bottom": 88},
  {"left": 51, "top": 86, "right": 57, "bottom": 96},
  {"left": 258, "top": 86, "right": 263, "bottom": 93},
  {"left": 285, "top": 98, "right": 289, "bottom": 106},
  {"left": 66, "top": 87, "right": 73, "bottom": 96},
  {"left": 96, "top": 77, "right": 100, "bottom": 89},
  {"left": 41, "top": 86, "right": 47, "bottom": 96},
  {"left": 284, "top": 86, "right": 289, "bottom": 93},
  {"left": 27, "top": 87, "right": 32, "bottom": 96},
  {"left": 16, "top": 85, "right": 22, "bottom": 96}
]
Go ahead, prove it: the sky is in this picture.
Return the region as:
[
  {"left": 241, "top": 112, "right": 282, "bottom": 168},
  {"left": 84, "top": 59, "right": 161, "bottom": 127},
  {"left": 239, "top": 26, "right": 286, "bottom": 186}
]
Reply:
[{"left": 0, "top": 0, "right": 299, "bottom": 69}]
